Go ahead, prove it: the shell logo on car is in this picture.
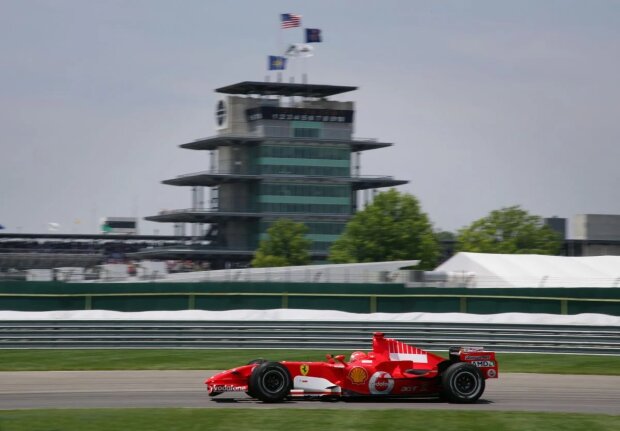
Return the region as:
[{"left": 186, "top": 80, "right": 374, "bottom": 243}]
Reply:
[{"left": 347, "top": 366, "right": 368, "bottom": 384}]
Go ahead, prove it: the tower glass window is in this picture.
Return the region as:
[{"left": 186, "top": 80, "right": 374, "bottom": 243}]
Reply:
[{"left": 258, "top": 143, "right": 351, "bottom": 177}]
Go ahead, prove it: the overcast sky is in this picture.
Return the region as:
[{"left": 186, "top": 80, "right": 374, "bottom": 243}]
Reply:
[{"left": 1, "top": 0, "right": 619, "bottom": 237}]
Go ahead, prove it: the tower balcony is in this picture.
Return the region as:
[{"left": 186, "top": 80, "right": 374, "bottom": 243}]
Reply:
[
  {"left": 144, "top": 208, "right": 352, "bottom": 224},
  {"left": 180, "top": 135, "right": 393, "bottom": 152},
  {"left": 162, "top": 170, "right": 408, "bottom": 190}
]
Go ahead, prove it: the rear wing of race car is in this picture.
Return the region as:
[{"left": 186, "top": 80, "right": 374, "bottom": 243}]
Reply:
[{"left": 449, "top": 346, "right": 499, "bottom": 379}]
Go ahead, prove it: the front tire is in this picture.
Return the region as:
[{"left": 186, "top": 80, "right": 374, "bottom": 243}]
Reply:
[
  {"left": 246, "top": 359, "right": 268, "bottom": 398},
  {"left": 248, "top": 362, "right": 292, "bottom": 403},
  {"left": 441, "top": 362, "right": 485, "bottom": 403}
]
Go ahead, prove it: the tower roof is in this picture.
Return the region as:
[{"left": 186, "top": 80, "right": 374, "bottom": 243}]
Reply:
[{"left": 215, "top": 81, "right": 357, "bottom": 98}]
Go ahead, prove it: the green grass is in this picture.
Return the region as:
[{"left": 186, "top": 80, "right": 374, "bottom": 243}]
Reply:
[
  {"left": 0, "top": 349, "right": 330, "bottom": 371},
  {"left": 0, "top": 409, "right": 618, "bottom": 431},
  {"left": 0, "top": 349, "right": 619, "bottom": 375},
  {"left": 495, "top": 352, "right": 620, "bottom": 375}
]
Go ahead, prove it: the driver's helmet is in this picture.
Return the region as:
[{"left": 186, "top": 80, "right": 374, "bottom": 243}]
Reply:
[{"left": 350, "top": 351, "right": 368, "bottom": 362}]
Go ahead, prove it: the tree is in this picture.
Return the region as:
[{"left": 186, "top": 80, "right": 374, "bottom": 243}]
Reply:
[
  {"left": 251, "top": 219, "right": 312, "bottom": 267},
  {"left": 456, "top": 205, "right": 561, "bottom": 255},
  {"left": 328, "top": 189, "right": 440, "bottom": 269},
  {"left": 435, "top": 230, "right": 456, "bottom": 242}
]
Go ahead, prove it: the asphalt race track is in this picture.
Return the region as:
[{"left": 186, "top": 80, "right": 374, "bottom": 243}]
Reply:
[{"left": 1, "top": 371, "right": 618, "bottom": 414}]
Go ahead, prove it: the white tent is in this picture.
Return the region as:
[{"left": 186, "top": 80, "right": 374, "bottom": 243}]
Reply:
[{"left": 434, "top": 252, "right": 620, "bottom": 288}]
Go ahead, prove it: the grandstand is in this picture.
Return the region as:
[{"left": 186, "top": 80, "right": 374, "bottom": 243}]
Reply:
[
  {"left": 0, "top": 252, "right": 102, "bottom": 271},
  {"left": 0, "top": 233, "right": 191, "bottom": 276}
]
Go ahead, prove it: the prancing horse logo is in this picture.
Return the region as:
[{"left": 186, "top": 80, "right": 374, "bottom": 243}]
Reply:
[{"left": 300, "top": 364, "right": 310, "bottom": 375}]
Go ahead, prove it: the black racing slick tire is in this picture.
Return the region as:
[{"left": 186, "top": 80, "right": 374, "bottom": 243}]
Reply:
[
  {"left": 246, "top": 359, "right": 268, "bottom": 398},
  {"left": 248, "top": 361, "right": 292, "bottom": 403},
  {"left": 440, "top": 362, "right": 485, "bottom": 403}
]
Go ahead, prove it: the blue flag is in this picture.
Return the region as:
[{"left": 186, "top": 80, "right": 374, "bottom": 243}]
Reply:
[
  {"left": 268, "top": 55, "right": 287, "bottom": 70},
  {"left": 306, "top": 28, "right": 322, "bottom": 43}
]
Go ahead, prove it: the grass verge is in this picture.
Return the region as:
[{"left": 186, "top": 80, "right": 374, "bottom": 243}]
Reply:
[
  {"left": 0, "top": 409, "right": 618, "bottom": 431},
  {"left": 0, "top": 349, "right": 618, "bottom": 375}
]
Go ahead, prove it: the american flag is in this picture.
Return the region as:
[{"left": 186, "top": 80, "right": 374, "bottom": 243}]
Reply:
[{"left": 281, "top": 13, "right": 301, "bottom": 29}]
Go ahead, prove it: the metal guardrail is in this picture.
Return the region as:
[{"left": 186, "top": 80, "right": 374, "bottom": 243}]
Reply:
[{"left": 1, "top": 321, "right": 618, "bottom": 355}]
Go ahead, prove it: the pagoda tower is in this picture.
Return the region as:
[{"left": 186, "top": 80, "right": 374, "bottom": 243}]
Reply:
[{"left": 141, "top": 81, "right": 407, "bottom": 268}]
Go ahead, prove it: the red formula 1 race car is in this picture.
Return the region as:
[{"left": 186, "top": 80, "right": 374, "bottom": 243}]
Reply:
[{"left": 206, "top": 332, "right": 499, "bottom": 403}]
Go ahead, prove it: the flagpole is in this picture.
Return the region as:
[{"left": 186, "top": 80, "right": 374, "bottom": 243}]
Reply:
[
  {"left": 277, "top": 14, "right": 285, "bottom": 101},
  {"left": 303, "top": 26, "right": 309, "bottom": 85},
  {"left": 303, "top": 56, "right": 307, "bottom": 84}
]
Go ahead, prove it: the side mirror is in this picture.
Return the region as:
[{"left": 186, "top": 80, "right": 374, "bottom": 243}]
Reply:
[{"left": 335, "top": 354, "right": 346, "bottom": 363}]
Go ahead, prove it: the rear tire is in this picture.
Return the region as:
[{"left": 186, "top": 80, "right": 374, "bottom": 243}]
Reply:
[{"left": 441, "top": 362, "right": 485, "bottom": 403}]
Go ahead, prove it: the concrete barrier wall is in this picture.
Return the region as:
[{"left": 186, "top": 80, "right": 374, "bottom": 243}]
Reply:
[{"left": 1, "top": 281, "right": 619, "bottom": 315}]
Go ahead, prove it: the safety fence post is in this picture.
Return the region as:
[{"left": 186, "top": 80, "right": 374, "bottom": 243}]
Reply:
[{"left": 459, "top": 297, "right": 467, "bottom": 313}]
